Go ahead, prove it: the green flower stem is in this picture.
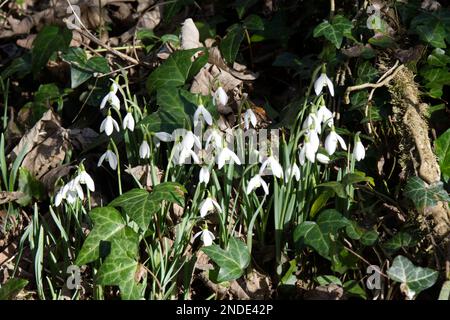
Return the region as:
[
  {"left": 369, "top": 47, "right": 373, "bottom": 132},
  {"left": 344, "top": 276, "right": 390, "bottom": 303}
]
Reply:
[{"left": 109, "top": 139, "right": 122, "bottom": 195}]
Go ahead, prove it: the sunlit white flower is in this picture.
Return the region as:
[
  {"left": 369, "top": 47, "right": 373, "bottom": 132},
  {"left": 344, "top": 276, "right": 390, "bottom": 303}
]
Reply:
[
  {"left": 100, "top": 80, "right": 120, "bottom": 110},
  {"left": 199, "top": 166, "right": 210, "bottom": 185},
  {"left": 260, "top": 156, "right": 283, "bottom": 178},
  {"left": 100, "top": 115, "right": 120, "bottom": 136},
  {"left": 213, "top": 86, "right": 228, "bottom": 106},
  {"left": 314, "top": 72, "right": 334, "bottom": 96},
  {"left": 205, "top": 129, "right": 223, "bottom": 150},
  {"left": 316, "top": 153, "right": 330, "bottom": 164},
  {"left": 246, "top": 174, "right": 269, "bottom": 195},
  {"left": 178, "top": 147, "right": 200, "bottom": 165},
  {"left": 153, "top": 131, "right": 174, "bottom": 148},
  {"left": 182, "top": 131, "right": 202, "bottom": 150},
  {"left": 54, "top": 186, "right": 66, "bottom": 207},
  {"left": 302, "top": 113, "right": 321, "bottom": 133},
  {"left": 353, "top": 137, "right": 366, "bottom": 161},
  {"left": 244, "top": 109, "right": 257, "bottom": 130},
  {"left": 306, "top": 129, "right": 320, "bottom": 152},
  {"left": 217, "top": 147, "right": 241, "bottom": 169},
  {"left": 299, "top": 146, "right": 306, "bottom": 166},
  {"left": 122, "top": 112, "right": 135, "bottom": 131},
  {"left": 324, "top": 129, "right": 347, "bottom": 156},
  {"left": 75, "top": 170, "right": 95, "bottom": 192},
  {"left": 139, "top": 141, "right": 151, "bottom": 159},
  {"left": 317, "top": 105, "right": 334, "bottom": 127},
  {"left": 194, "top": 104, "right": 213, "bottom": 127},
  {"left": 285, "top": 163, "right": 301, "bottom": 183},
  {"left": 65, "top": 179, "right": 84, "bottom": 204},
  {"left": 193, "top": 228, "right": 215, "bottom": 246},
  {"left": 199, "top": 197, "right": 222, "bottom": 218},
  {"left": 98, "top": 149, "right": 118, "bottom": 170}
]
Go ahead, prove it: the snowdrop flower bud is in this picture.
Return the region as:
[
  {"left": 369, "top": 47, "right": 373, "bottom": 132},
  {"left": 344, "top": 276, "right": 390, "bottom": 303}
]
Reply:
[
  {"left": 100, "top": 114, "right": 120, "bottom": 136},
  {"left": 314, "top": 72, "right": 335, "bottom": 96},
  {"left": 194, "top": 104, "right": 213, "bottom": 127},
  {"left": 246, "top": 174, "right": 269, "bottom": 195},
  {"left": 316, "top": 153, "right": 330, "bottom": 164},
  {"left": 199, "top": 197, "right": 222, "bottom": 218},
  {"left": 193, "top": 227, "right": 215, "bottom": 246},
  {"left": 244, "top": 109, "right": 257, "bottom": 130},
  {"left": 213, "top": 87, "right": 228, "bottom": 106},
  {"left": 353, "top": 135, "right": 366, "bottom": 161},
  {"left": 324, "top": 129, "right": 347, "bottom": 156},
  {"left": 139, "top": 140, "right": 151, "bottom": 159},
  {"left": 122, "top": 111, "right": 135, "bottom": 131},
  {"left": 199, "top": 166, "right": 210, "bottom": 185},
  {"left": 285, "top": 163, "right": 301, "bottom": 183},
  {"left": 98, "top": 149, "right": 118, "bottom": 170}
]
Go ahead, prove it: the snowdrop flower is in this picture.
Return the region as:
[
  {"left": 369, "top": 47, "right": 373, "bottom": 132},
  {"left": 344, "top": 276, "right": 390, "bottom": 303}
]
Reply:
[
  {"left": 244, "top": 109, "right": 257, "bottom": 130},
  {"left": 260, "top": 156, "right": 284, "bottom": 179},
  {"left": 193, "top": 104, "right": 213, "bottom": 127},
  {"left": 316, "top": 153, "right": 330, "bottom": 164},
  {"left": 314, "top": 72, "right": 334, "bottom": 96},
  {"left": 302, "top": 113, "right": 321, "bottom": 134},
  {"left": 193, "top": 227, "right": 215, "bottom": 247},
  {"left": 299, "top": 146, "right": 306, "bottom": 166},
  {"left": 139, "top": 140, "right": 151, "bottom": 159},
  {"left": 100, "top": 114, "right": 120, "bottom": 136},
  {"left": 65, "top": 179, "right": 84, "bottom": 204},
  {"left": 98, "top": 149, "right": 118, "bottom": 170},
  {"left": 306, "top": 129, "right": 320, "bottom": 153},
  {"left": 324, "top": 129, "right": 347, "bottom": 156},
  {"left": 54, "top": 186, "right": 66, "bottom": 207},
  {"left": 213, "top": 86, "right": 228, "bottom": 106},
  {"left": 205, "top": 129, "right": 223, "bottom": 150},
  {"left": 178, "top": 147, "right": 200, "bottom": 165},
  {"left": 285, "top": 163, "right": 301, "bottom": 183},
  {"left": 317, "top": 105, "right": 334, "bottom": 127},
  {"left": 217, "top": 146, "right": 241, "bottom": 169},
  {"left": 199, "top": 166, "right": 210, "bottom": 185},
  {"left": 199, "top": 197, "right": 222, "bottom": 218},
  {"left": 75, "top": 170, "right": 95, "bottom": 192},
  {"left": 100, "top": 80, "right": 120, "bottom": 110},
  {"left": 122, "top": 111, "right": 135, "bottom": 131},
  {"left": 153, "top": 131, "right": 173, "bottom": 148},
  {"left": 300, "top": 136, "right": 319, "bottom": 164},
  {"left": 353, "top": 135, "right": 366, "bottom": 161},
  {"left": 246, "top": 174, "right": 269, "bottom": 195},
  {"left": 182, "top": 131, "right": 202, "bottom": 150}
]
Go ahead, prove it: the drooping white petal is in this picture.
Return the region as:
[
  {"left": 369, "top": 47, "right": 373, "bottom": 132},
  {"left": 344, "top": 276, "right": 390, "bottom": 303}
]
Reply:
[
  {"left": 109, "top": 93, "right": 120, "bottom": 110},
  {"left": 299, "top": 146, "right": 306, "bottom": 166},
  {"left": 123, "top": 112, "right": 135, "bottom": 131},
  {"left": 199, "top": 166, "right": 210, "bottom": 184},
  {"left": 54, "top": 187, "right": 65, "bottom": 207},
  {"left": 307, "top": 130, "right": 320, "bottom": 152},
  {"left": 112, "top": 117, "right": 120, "bottom": 132},
  {"left": 110, "top": 80, "right": 119, "bottom": 94},
  {"left": 316, "top": 153, "right": 330, "bottom": 164},
  {"left": 201, "top": 230, "right": 215, "bottom": 246},
  {"left": 285, "top": 163, "right": 301, "bottom": 183},
  {"left": 217, "top": 147, "right": 241, "bottom": 169},
  {"left": 244, "top": 109, "right": 257, "bottom": 130},
  {"left": 213, "top": 87, "right": 228, "bottom": 106},
  {"left": 246, "top": 174, "right": 269, "bottom": 195},
  {"left": 155, "top": 132, "right": 173, "bottom": 142},
  {"left": 194, "top": 104, "right": 212, "bottom": 126},
  {"left": 101, "top": 116, "right": 119, "bottom": 136},
  {"left": 200, "top": 197, "right": 221, "bottom": 217},
  {"left": 77, "top": 171, "right": 95, "bottom": 192},
  {"left": 314, "top": 73, "right": 327, "bottom": 96},
  {"left": 106, "top": 150, "right": 118, "bottom": 170},
  {"left": 100, "top": 94, "right": 109, "bottom": 110},
  {"left": 139, "top": 141, "right": 151, "bottom": 159},
  {"left": 317, "top": 105, "right": 334, "bottom": 126},
  {"left": 305, "top": 142, "right": 317, "bottom": 163},
  {"left": 302, "top": 113, "right": 321, "bottom": 133},
  {"left": 353, "top": 140, "right": 366, "bottom": 161},
  {"left": 98, "top": 152, "right": 107, "bottom": 167},
  {"left": 325, "top": 131, "right": 338, "bottom": 156},
  {"left": 325, "top": 75, "right": 335, "bottom": 96},
  {"left": 336, "top": 133, "right": 347, "bottom": 151},
  {"left": 260, "top": 156, "right": 283, "bottom": 178}
]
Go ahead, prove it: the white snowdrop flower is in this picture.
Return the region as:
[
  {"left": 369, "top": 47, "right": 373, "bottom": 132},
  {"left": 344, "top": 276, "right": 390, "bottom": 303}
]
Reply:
[
  {"left": 314, "top": 72, "right": 335, "bottom": 96},
  {"left": 182, "top": 131, "right": 202, "bottom": 150},
  {"left": 153, "top": 131, "right": 174, "bottom": 148},
  {"left": 65, "top": 179, "right": 84, "bottom": 204},
  {"left": 317, "top": 105, "right": 334, "bottom": 127},
  {"left": 98, "top": 149, "right": 118, "bottom": 170},
  {"left": 139, "top": 141, "right": 151, "bottom": 159},
  {"left": 304, "top": 142, "right": 317, "bottom": 163},
  {"left": 244, "top": 109, "right": 257, "bottom": 130},
  {"left": 213, "top": 86, "right": 228, "bottom": 106},
  {"left": 217, "top": 147, "right": 241, "bottom": 169},
  {"left": 246, "top": 174, "right": 269, "bottom": 195},
  {"left": 193, "top": 228, "right": 215, "bottom": 247},
  {"left": 75, "top": 170, "right": 95, "bottom": 192},
  {"left": 302, "top": 113, "right": 321, "bottom": 134},
  {"left": 122, "top": 112, "right": 135, "bottom": 131},
  {"left": 54, "top": 186, "right": 66, "bottom": 207},
  {"left": 205, "top": 129, "right": 223, "bottom": 150},
  {"left": 199, "top": 197, "right": 222, "bottom": 218},
  {"left": 285, "top": 163, "right": 301, "bottom": 183},
  {"left": 299, "top": 146, "right": 306, "bottom": 166},
  {"left": 194, "top": 104, "right": 213, "bottom": 127},
  {"left": 324, "top": 129, "right": 347, "bottom": 156},
  {"left": 100, "top": 80, "right": 120, "bottom": 110},
  {"left": 178, "top": 147, "right": 200, "bottom": 165},
  {"left": 353, "top": 136, "right": 366, "bottom": 161},
  {"left": 306, "top": 129, "right": 320, "bottom": 153},
  {"left": 100, "top": 115, "right": 120, "bottom": 136},
  {"left": 260, "top": 156, "right": 284, "bottom": 179},
  {"left": 316, "top": 153, "right": 330, "bottom": 164},
  {"left": 199, "top": 166, "right": 210, "bottom": 185}
]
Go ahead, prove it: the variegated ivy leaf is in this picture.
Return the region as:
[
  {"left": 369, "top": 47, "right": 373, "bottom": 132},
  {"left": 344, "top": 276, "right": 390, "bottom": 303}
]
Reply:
[{"left": 404, "top": 176, "right": 450, "bottom": 209}]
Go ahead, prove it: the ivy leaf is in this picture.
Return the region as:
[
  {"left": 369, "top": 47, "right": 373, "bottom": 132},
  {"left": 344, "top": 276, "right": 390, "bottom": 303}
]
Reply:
[
  {"left": 76, "top": 207, "right": 132, "bottom": 265},
  {"left": 32, "top": 25, "right": 72, "bottom": 76},
  {"left": 150, "top": 182, "right": 186, "bottom": 206},
  {"left": 360, "top": 230, "right": 378, "bottom": 246},
  {"left": 315, "top": 275, "right": 342, "bottom": 286},
  {"left": 343, "top": 280, "right": 367, "bottom": 299},
  {"left": 220, "top": 24, "right": 245, "bottom": 64},
  {"left": 0, "top": 278, "right": 28, "bottom": 300},
  {"left": 404, "top": 176, "right": 450, "bottom": 210},
  {"left": 383, "top": 232, "right": 416, "bottom": 254},
  {"left": 293, "top": 221, "right": 330, "bottom": 258},
  {"left": 387, "top": 255, "right": 438, "bottom": 299},
  {"left": 146, "top": 48, "right": 208, "bottom": 92},
  {"left": 202, "top": 237, "right": 250, "bottom": 283},
  {"left": 427, "top": 48, "right": 450, "bottom": 67},
  {"left": 316, "top": 209, "right": 348, "bottom": 235},
  {"left": 313, "top": 15, "right": 352, "bottom": 49},
  {"left": 243, "top": 14, "right": 264, "bottom": 31},
  {"left": 435, "top": 128, "right": 450, "bottom": 182},
  {"left": 344, "top": 220, "right": 365, "bottom": 240},
  {"left": 416, "top": 22, "right": 446, "bottom": 48}
]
